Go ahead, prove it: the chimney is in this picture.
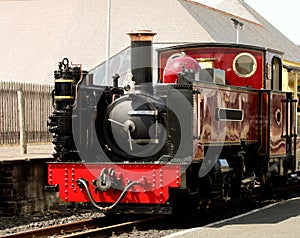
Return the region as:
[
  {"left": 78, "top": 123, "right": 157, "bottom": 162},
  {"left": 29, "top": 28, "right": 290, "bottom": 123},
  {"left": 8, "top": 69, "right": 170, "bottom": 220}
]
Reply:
[{"left": 127, "top": 30, "right": 156, "bottom": 86}]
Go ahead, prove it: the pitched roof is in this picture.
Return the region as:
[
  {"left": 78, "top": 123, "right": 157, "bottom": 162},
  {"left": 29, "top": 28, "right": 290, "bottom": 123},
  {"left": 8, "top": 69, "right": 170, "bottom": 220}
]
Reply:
[
  {"left": 0, "top": 0, "right": 299, "bottom": 84},
  {"left": 216, "top": 0, "right": 260, "bottom": 24},
  {"left": 213, "top": 0, "right": 300, "bottom": 62}
]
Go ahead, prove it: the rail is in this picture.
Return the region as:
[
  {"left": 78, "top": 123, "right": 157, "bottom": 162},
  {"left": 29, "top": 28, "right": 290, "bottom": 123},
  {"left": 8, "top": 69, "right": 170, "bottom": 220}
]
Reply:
[{"left": 1, "top": 215, "right": 165, "bottom": 238}]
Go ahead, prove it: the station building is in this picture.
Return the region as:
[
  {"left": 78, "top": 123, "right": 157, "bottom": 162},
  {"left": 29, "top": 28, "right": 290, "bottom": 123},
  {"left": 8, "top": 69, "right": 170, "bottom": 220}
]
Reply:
[{"left": 1, "top": 0, "right": 300, "bottom": 135}]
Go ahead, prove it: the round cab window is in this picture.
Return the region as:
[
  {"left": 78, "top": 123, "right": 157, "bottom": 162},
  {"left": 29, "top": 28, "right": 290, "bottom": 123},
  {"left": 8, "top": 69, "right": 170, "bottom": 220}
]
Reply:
[{"left": 233, "top": 52, "right": 257, "bottom": 78}]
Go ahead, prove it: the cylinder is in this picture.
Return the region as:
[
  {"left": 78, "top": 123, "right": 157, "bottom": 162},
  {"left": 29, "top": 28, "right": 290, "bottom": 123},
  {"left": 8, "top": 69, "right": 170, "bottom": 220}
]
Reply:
[{"left": 127, "top": 30, "right": 156, "bottom": 85}]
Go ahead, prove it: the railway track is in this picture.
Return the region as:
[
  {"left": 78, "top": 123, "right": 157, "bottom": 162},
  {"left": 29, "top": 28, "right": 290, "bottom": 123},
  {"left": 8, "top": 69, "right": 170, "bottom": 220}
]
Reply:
[
  {"left": 1, "top": 218, "right": 99, "bottom": 238},
  {"left": 1, "top": 215, "right": 165, "bottom": 238},
  {"left": 3, "top": 183, "right": 300, "bottom": 238},
  {"left": 62, "top": 216, "right": 164, "bottom": 238}
]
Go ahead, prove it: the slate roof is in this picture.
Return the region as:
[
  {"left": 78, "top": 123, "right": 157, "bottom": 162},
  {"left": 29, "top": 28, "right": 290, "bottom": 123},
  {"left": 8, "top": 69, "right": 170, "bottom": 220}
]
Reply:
[
  {"left": 214, "top": 0, "right": 300, "bottom": 62},
  {"left": 180, "top": 0, "right": 300, "bottom": 63},
  {"left": 0, "top": 0, "right": 299, "bottom": 84}
]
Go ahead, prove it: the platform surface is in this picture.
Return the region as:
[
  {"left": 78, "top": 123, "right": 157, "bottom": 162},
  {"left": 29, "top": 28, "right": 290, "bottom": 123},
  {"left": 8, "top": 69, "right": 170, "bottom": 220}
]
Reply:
[
  {"left": 164, "top": 197, "right": 300, "bottom": 238},
  {"left": 0, "top": 143, "right": 53, "bottom": 162}
]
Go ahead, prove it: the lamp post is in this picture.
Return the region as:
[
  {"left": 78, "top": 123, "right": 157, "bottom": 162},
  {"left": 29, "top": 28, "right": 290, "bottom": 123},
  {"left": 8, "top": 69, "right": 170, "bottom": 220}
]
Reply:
[
  {"left": 231, "top": 18, "right": 244, "bottom": 44},
  {"left": 105, "top": 0, "right": 111, "bottom": 85}
]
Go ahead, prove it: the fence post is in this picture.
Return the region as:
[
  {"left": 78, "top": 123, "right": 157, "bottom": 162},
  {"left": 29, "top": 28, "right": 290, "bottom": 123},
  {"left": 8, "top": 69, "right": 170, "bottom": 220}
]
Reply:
[{"left": 17, "top": 90, "right": 27, "bottom": 154}]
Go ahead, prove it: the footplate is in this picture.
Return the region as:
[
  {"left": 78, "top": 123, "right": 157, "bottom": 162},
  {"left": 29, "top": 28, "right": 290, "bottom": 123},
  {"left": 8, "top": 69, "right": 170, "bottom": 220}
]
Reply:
[{"left": 48, "top": 163, "right": 181, "bottom": 205}]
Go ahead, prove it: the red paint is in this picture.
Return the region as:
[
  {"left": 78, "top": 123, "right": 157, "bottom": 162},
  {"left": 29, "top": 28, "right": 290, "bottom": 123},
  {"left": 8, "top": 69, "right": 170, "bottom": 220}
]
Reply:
[
  {"left": 159, "top": 46, "right": 264, "bottom": 89},
  {"left": 192, "top": 83, "right": 260, "bottom": 160},
  {"left": 163, "top": 55, "right": 201, "bottom": 83},
  {"left": 48, "top": 163, "right": 181, "bottom": 204}
]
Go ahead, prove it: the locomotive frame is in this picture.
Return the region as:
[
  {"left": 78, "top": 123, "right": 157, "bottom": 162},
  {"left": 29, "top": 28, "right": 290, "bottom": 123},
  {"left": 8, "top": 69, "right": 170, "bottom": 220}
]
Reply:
[{"left": 47, "top": 30, "right": 298, "bottom": 214}]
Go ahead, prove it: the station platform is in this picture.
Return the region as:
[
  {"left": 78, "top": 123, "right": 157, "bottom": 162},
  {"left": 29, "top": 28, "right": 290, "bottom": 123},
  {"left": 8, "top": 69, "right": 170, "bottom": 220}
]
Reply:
[
  {"left": 164, "top": 197, "right": 300, "bottom": 238},
  {"left": 0, "top": 143, "right": 54, "bottom": 163},
  {"left": 0, "top": 143, "right": 58, "bottom": 215}
]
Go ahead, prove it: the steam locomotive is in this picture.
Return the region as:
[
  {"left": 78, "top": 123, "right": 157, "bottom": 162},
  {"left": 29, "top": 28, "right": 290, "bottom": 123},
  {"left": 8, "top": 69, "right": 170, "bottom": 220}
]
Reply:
[{"left": 47, "top": 30, "right": 298, "bottom": 214}]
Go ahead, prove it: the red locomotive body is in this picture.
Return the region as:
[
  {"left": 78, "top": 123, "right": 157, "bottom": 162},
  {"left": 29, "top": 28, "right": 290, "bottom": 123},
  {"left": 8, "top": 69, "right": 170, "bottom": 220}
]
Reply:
[
  {"left": 48, "top": 163, "right": 180, "bottom": 206},
  {"left": 47, "top": 31, "right": 297, "bottom": 214},
  {"left": 159, "top": 45, "right": 265, "bottom": 88}
]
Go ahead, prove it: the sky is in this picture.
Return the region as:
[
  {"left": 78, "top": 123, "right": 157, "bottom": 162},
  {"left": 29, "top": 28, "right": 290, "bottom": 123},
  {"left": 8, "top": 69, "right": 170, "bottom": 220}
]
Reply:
[{"left": 195, "top": 0, "right": 300, "bottom": 45}]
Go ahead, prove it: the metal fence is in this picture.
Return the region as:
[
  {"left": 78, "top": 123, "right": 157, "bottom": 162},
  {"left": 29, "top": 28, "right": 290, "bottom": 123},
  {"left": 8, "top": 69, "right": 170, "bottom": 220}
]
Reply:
[{"left": 0, "top": 82, "right": 53, "bottom": 144}]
